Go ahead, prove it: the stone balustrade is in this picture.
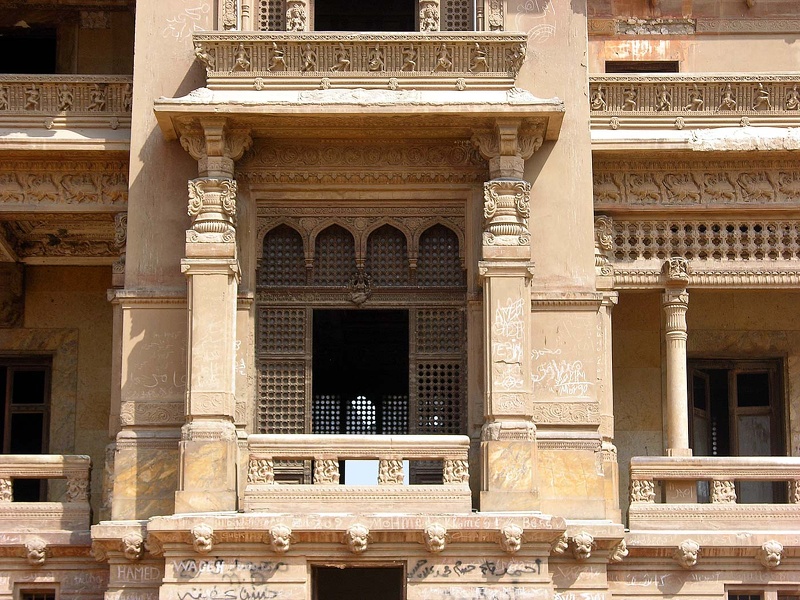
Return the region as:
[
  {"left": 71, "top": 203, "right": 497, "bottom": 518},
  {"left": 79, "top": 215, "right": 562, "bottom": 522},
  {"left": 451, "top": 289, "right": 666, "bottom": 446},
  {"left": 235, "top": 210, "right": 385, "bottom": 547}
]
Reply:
[
  {"left": 0, "top": 454, "right": 92, "bottom": 533},
  {"left": 244, "top": 434, "right": 472, "bottom": 513},
  {"left": 0, "top": 75, "right": 132, "bottom": 115},
  {"left": 192, "top": 32, "right": 527, "bottom": 90},
  {"left": 590, "top": 74, "right": 800, "bottom": 117},
  {"left": 628, "top": 456, "right": 800, "bottom": 530}
]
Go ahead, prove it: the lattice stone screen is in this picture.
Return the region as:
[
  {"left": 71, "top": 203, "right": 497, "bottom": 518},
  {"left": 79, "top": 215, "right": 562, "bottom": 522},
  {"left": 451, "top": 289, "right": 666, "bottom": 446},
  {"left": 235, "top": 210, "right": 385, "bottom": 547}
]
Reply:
[
  {"left": 260, "top": 225, "right": 305, "bottom": 287},
  {"left": 365, "top": 225, "right": 410, "bottom": 287},
  {"left": 313, "top": 225, "right": 356, "bottom": 286},
  {"left": 442, "top": 0, "right": 473, "bottom": 31},
  {"left": 258, "top": 0, "right": 285, "bottom": 30}
]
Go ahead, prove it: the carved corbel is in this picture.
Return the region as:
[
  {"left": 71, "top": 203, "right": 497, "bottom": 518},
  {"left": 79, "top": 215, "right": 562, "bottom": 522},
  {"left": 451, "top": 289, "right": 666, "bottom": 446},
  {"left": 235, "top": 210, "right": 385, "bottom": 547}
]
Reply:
[
  {"left": 267, "top": 524, "right": 293, "bottom": 554},
  {"left": 674, "top": 539, "right": 700, "bottom": 569},
  {"left": 344, "top": 524, "right": 370, "bottom": 554},
  {"left": 24, "top": 537, "right": 48, "bottom": 566},
  {"left": 191, "top": 524, "right": 215, "bottom": 554},
  {"left": 472, "top": 120, "right": 543, "bottom": 179},
  {"left": 178, "top": 119, "right": 253, "bottom": 178},
  {"left": 663, "top": 256, "right": 690, "bottom": 288},
  {"left": 121, "top": 532, "right": 145, "bottom": 561},
  {"left": 499, "top": 524, "right": 523, "bottom": 554},
  {"left": 423, "top": 523, "right": 447, "bottom": 553}
]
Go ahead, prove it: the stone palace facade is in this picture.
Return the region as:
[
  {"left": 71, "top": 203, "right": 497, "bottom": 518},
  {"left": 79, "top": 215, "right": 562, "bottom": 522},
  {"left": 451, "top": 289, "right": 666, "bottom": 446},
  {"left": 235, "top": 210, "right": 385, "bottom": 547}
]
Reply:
[{"left": 1, "top": 0, "right": 800, "bottom": 598}]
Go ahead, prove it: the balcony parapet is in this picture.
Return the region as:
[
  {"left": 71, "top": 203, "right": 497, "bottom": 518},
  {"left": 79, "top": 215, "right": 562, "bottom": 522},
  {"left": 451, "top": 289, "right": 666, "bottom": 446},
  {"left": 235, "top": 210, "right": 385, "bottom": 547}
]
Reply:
[
  {"left": 192, "top": 31, "right": 527, "bottom": 91},
  {"left": 589, "top": 74, "right": 800, "bottom": 151},
  {"left": 244, "top": 434, "right": 472, "bottom": 514},
  {"left": 0, "top": 75, "right": 132, "bottom": 151},
  {"left": 628, "top": 456, "right": 800, "bottom": 530},
  {"left": 0, "top": 454, "right": 91, "bottom": 534}
]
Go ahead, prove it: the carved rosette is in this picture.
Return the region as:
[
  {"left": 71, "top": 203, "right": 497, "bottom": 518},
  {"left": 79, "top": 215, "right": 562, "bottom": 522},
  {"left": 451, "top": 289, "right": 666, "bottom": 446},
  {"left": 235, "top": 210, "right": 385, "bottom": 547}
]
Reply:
[
  {"left": 378, "top": 459, "right": 404, "bottom": 485},
  {"left": 0, "top": 478, "right": 12, "bottom": 502},
  {"left": 483, "top": 179, "right": 532, "bottom": 246},
  {"left": 248, "top": 456, "right": 275, "bottom": 484},
  {"left": 187, "top": 178, "right": 237, "bottom": 235},
  {"left": 443, "top": 459, "right": 469, "bottom": 484},
  {"left": 629, "top": 479, "right": 655, "bottom": 503},
  {"left": 313, "top": 459, "right": 340, "bottom": 484}
]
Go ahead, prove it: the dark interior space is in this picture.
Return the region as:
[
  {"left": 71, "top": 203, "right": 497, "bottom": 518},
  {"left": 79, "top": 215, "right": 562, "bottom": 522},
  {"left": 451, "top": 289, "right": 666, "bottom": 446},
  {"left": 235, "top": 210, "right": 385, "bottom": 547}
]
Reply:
[
  {"left": 313, "top": 565, "right": 404, "bottom": 600},
  {"left": 314, "top": 0, "right": 416, "bottom": 31},
  {"left": 0, "top": 27, "right": 57, "bottom": 73}
]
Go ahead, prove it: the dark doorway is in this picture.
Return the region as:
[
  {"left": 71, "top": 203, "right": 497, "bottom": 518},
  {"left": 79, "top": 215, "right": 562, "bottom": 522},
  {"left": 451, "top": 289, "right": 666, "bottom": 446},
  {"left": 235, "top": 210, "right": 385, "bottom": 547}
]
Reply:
[
  {"left": 313, "top": 565, "right": 404, "bottom": 600},
  {"left": 312, "top": 310, "right": 409, "bottom": 435},
  {"left": 314, "top": 0, "right": 416, "bottom": 31},
  {"left": 0, "top": 27, "right": 57, "bottom": 74}
]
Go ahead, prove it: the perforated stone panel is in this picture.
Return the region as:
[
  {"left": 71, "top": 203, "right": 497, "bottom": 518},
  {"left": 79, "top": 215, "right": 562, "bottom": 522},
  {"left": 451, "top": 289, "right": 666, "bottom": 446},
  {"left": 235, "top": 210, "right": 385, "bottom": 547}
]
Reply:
[
  {"left": 417, "top": 309, "right": 464, "bottom": 354},
  {"left": 442, "top": 0, "right": 473, "bottom": 31},
  {"left": 313, "top": 225, "right": 356, "bottom": 286},
  {"left": 261, "top": 224, "right": 306, "bottom": 287},
  {"left": 416, "top": 362, "right": 462, "bottom": 434},
  {"left": 258, "top": 308, "right": 306, "bottom": 354},
  {"left": 417, "top": 224, "right": 464, "bottom": 287},
  {"left": 258, "top": 360, "right": 306, "bottom": 434},
  {"left": 259, "top": 0, "right": 285, "bottom": 30},
  {"left": 312, "top": 393, "right": 341, "bottom": 434},
  {"left": 366, "top": 225, "right": 410, "bottom": 287}
]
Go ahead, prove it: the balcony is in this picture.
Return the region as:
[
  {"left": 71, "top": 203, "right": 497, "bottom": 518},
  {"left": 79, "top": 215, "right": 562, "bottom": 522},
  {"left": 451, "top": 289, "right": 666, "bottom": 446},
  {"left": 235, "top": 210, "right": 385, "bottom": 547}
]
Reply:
[
  {"left": 0, "top": 75, "right": 132, "bottom": 151},
  {"left": 628, "top": 456, "right": 800, "bottom": 530},
  {"left": 589, "top": 74, "right": 800, "bottom": 152},
  {"left": 0, "top": 454, "right": 91, "bottom": 536},
  {"left": 244, "top": 434, "right": 472, "bottom": 514}
]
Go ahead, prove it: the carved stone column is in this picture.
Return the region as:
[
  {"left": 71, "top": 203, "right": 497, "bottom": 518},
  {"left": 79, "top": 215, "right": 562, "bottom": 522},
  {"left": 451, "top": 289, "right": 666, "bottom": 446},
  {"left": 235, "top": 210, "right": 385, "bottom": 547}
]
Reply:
[
  {"left": 175, "top": 120, "right": 252, "bottom": 513},
  {"left": 662, "top": 258, "right": 695, "bottom": 501},
  {"left": 475, "top": 121, "right": 539, "bottom": 511}
]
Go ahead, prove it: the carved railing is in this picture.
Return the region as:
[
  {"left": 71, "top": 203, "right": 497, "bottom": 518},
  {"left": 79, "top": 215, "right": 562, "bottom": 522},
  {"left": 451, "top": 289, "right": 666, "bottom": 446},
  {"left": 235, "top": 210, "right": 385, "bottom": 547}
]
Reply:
[
  {"left": 192, "top": 32, "right": 527, "bottom": 90},
  {"left": 628, "top": 456, "right": 800, "bottom": 530},
  {"left": 589, "top": 74, "right": 800, "bottom": 127},
  {"left": 244, "top": 434, "right": 472, "bottom": 513},
  {"left": 0, "top": 75, "right": 132, "bottom": 115},
  {"left": 0, "top": 454, "right": 91, "bottom": 532}
]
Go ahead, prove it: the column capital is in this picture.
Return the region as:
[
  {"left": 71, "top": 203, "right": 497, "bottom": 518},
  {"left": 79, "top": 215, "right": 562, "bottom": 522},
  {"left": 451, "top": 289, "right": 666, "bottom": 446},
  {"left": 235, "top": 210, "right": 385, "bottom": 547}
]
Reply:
[
  {"left": 483, "top": 178, "right": 532, "bottom": 248},
  {"left": 472, "top": 119, "right": 543, "bottom": 179},
  {"left": 178, "top": 118, "right": 252, "bottom": 178},
  {"left": 662, "top": 256, "right": 691, "bottom": 288},
  {"left": 187, "top": 177, "right": 238, "bottom": 240}
]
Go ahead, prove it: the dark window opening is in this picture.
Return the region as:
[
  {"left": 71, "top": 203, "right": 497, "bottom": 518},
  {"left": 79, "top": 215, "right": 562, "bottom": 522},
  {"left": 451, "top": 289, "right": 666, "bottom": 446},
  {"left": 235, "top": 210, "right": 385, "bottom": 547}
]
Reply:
[
  {"left": 314, "top": 0, "right": 416, "bottom": 31},
  {"left": 0, "top": 27, "right": 57, "bottom": 74},
  {"left": 313, "top": 565, "right": 404, "bottom": 600},
  {"left": 1, "top": 360, "right": 51, "bottom": 502},
  {"left": 605, "top": 60, "right": 679, "bottom": 73},
  {"left": 21, "top": 591, "right": 56, "bottom": 600},
  {"left": 690, "top": 360, "right": 783, "bottom": 504},
  {"left": 312, "top": 310, "right": 409, "bottom": 435}
]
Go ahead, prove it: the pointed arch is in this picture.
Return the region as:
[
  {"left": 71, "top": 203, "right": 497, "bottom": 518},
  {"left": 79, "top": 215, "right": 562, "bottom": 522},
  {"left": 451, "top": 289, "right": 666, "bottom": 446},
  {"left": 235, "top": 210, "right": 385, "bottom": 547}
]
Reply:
[
  {"left": 365, "top": 224, "right": 410, "bottom": 287},
  {"left": 260, "top": 224, "right": 306, "bottom": 287},
  {"left": 417, "top": 223, "right": 464, "bottom": 287},
  {"left": 313, "top": 224, "right": 357, "bottom": 286}
]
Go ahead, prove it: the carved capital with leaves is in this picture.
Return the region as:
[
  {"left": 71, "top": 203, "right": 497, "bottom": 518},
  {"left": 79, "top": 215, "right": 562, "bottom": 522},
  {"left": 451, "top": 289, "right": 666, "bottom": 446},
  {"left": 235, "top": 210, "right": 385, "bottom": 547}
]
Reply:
[
  {"left": 483, "top": 179, "right": 532, "bottom": 246},
  {"left": 187, "top": 177, "right": 238, "bottom": 236},
  {"left": 179, "top": 119, "right": 252, "bottom": 178}
]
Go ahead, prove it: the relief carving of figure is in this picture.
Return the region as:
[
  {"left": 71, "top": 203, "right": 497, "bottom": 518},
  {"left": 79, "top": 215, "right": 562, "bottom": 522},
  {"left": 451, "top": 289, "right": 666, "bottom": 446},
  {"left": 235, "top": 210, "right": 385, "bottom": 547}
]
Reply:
[
  {"left": 572, "top": 531, "right": 594, "bottom": 561},
  {"left": 757, "top": 540, "right": 783, "bottom": 569},
  {"left": 786, "top": 85, "right": 800, "bottom": 110},
  {"left": 499, "top": 524, "right": 523, "bottom": 554},
  {"left": 423, "top": 523, "right": 447, "bottom": 553},
  {"left": 469, "top": 43, "right": 488, "bottom": 73},
  {"left": 368, "top": 46, "right": 385, "bottom": 72},
  {"left": 233, "top": 43, "right": 251, "bottom": 71},
  {"left": 123, "top": 83, "right": 133, "bottom": 111},
  {"left": 268, "top": 524, "right": 293, "bottom": 554},
  {"left": 610, "top": 539, "right": 629, "bottom": 563},
  {"left": 330, "top": 43, "right": 351, "bottom": 72},
  {"left": 434, "top": 44, "right": 452, "bottom": 72},
  {"left": 675, "top": 539, "right": 700, "bottom": 569},
  {"left": 88, "top": 84, "right": 106, "bottom": 111},
  {"left": 58, "top": 84, "right": 74, "bottom": 111},
  {"left": 419, "top": 2, "right": 439, "bottom": 32},
  {"left": 752, "top": 82, "right": 772, "bottom": 110},
  {"left": 719, "top": 83, "right": 737, "bottom": 110},
  {"left": 0, "top": 87, "right": 8, "bottom": 110},
  {"left": 286, "top": 2, "right": 306, "bottom": 31},
  {"left": 25, "top": 537, "right": 47, "bottom": 566},
  {"left": 683, "top": 83, "right": 705, "bottom": 111},
  {"left": 191, "top": 524, "right": 215, "bottom": 554},
  {"left": 590, "top": 85, "right": 607, "bottom": 111},
  {"left": 0, "top": 478, "right": 11, "bottom": 501},
  {"left": 313, "top": 458, "right": 340, "bottom": 484},
  {"left": 655, "top": 84, "right": 672, "bottom": 111},
  {"left": 622, "top": 88, "right": 637, "bottom": 111},
  {"left": 268, "top": 42, "right": 286, "bottom": 72},
  {"left": 121, "top": 532, "right": 145, "bottom": 561},
  {"left": 301, "top": 44, "right": 317, "bottom": 72},
  {"left": 401, "top": 46, "right": 417, "bottom": 72},
  {"left": 25, "top": 85, "right": 40, "bottom": 110},
  {"left": 194, "top": 43, "right": 215, "bottom": 73},
  {"left": 345, "top": 524, "right": 370, "bottom": 554}
]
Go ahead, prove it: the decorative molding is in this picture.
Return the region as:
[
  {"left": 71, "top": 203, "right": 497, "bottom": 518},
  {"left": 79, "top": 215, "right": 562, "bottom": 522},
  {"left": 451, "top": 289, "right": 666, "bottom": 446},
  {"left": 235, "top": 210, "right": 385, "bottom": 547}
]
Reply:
[
  {"left": 119, "top": 400, "right": 184, "bottom": 426},
  {"left": 530, "top": 401, "right": 600, "bottom": 425},
  {"left": 616, "top": 18, "right": 695, "bottom": 35},
  {"left": 696, "top": 18, "right": 800, "bottom": 34},
  {"left": 483, "top": 179, "right": 531, "bottom": 246},
  {"left": 0, "top": 76, "right": 132, "bottom": 114},
  {"left": 1, "top": 215, "right": 120, "bottom": 262}
]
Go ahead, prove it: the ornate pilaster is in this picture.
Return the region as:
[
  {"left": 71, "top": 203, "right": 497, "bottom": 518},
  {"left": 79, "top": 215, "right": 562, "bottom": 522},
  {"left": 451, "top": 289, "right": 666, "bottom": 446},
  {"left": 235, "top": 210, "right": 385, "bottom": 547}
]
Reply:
[
  {"left": 419, "top": 0, "right": 441, "bottom": 32},
  {"left": 476, "top": 119, "right": 539, "bottom": 512},
  {"left": 175, "top": 121, "right": 251, "bottom": 513}
]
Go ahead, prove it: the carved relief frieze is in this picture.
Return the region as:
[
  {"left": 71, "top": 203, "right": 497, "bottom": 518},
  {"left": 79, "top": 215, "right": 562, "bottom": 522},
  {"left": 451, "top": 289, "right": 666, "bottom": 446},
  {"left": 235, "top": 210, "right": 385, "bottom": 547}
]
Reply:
[
  {"left": 615, "top": 18, "right": 695, "bottom": 35},
  {"left": 0, "top": 263, "right": 23, "bottom": 328},
  {"left": 119, "top": 400, "right": 184, "bottom": 426},
  {"left": 238, "top": 139, "right": 486, "bottom": 185},
  {"left": 0, "top": 76, "right": 132, "bottom": 115},
  {"left": 192, "top": 33, "right": 528, "bottom": 78},
  {"left": 0, "top": 159, "right": 128, "bottom": 207},
  {"left": 530, "top": 401, "right": 600, "bottom": 425},
  {"left": 589, "top": 75, "right": 800, "bottom": 116},
  {"left": 594, "top": 157, "right": 800, "bottom": 208},
  {"left": 1, "top": 214, "right": 122, "bottom": 261}
]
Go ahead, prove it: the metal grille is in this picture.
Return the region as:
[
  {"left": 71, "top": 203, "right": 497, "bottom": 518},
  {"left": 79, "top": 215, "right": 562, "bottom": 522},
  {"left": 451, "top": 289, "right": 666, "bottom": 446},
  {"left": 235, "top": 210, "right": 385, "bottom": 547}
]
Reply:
[
  {"left": 416, "top": 362, "right": 462, "bottom": 434},
  {"left": 611, "top": 220, "right": 800, "bottom": 262},
  {"left": 312, "top": 394, "right": 341, "bottom": 434},
  {"left": 258, "top": 0, "right": 285, "bottom": 30},
  {"left": 417, "top": 309, "right": 463, "bottom": 354},
  {"left": 258, "top": 308, "right": 305, "bottom": 354},
  {"left": 258, "top": 360, "right": 305, "bottom": 433},
  {"left": 261, "top": 224, "right": 306, "bottom": 286},
  {"left": 442, "top": 0, "right": 473, "bottom": 31},
  {"left": 366, "top": 225, "right": 409, "bottom": 286},
  {"left": 313, "top": 225, "right": 356, "bottom": 286},
  {"left": 417, "top": 224, "right": 464, "bottom": 287}
]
